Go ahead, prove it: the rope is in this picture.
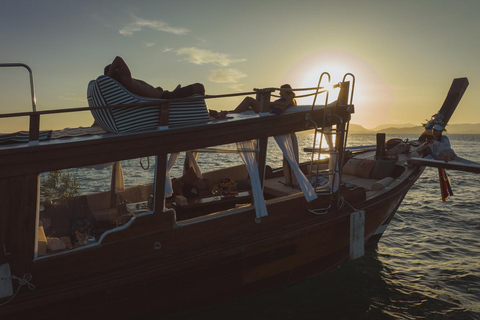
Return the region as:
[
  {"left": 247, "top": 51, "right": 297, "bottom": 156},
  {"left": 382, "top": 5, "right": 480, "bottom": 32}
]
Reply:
[
  {"left": 256, "top": 86, "right": 334, "bottom": 92},
  {"left": 0, "top": 273, "right": 35, "bottom": 307},
  {"left": 140, "top": 157, "right": 150, "bottom": 170}
]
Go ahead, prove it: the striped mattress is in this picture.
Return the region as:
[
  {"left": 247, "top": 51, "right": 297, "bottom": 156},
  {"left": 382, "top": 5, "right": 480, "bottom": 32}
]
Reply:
[{"left": 87, "top": 75, "right": 209, "bottom": 133}]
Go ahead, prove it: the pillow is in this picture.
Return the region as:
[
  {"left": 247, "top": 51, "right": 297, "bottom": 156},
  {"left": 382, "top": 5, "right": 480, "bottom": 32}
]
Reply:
[
  {"left": 354, "top": 159, "right": 376, "bottom": 179},
  {"left": 371, "top": 159, "right": 397, "bottom": 180},
  {"left": 343, "top": 158, "right": 363, "bottom": 175}
]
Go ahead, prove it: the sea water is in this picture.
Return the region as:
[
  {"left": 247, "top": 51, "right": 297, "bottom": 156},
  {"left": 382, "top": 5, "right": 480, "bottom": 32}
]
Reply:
[{"left": 44, "top": 134, "right": 480, "bottom": 319}]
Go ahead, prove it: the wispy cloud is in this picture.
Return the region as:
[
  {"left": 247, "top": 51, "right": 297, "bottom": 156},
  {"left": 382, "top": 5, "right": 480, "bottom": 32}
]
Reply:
[
  {"left": 119, "top": 16, "right": 189, "bottom": 36},
  {"left": 209, "top": 68, "right": 247, "bottom": 84},
  {"left": 175, "top": 47, "right": 246, "bottom": 67},
  {"left": 142, "top": 41, "right": 156, "bottom": 48},
  {"left": 60, "top": 95, "right": 87, "bottom": 103}
]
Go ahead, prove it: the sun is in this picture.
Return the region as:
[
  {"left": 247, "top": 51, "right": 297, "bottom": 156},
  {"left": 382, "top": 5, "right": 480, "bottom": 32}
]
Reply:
[
  {"left": 282, "top": 52, "right": 358, "bottom": 105},
  {"left": 281, "top": 50, "right": 393, "bottom": 128}
]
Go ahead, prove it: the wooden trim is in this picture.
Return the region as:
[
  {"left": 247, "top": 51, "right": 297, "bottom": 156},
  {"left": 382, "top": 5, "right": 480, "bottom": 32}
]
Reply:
[{"left": 154, "top": 154, "right": 168, "bottom": 213}]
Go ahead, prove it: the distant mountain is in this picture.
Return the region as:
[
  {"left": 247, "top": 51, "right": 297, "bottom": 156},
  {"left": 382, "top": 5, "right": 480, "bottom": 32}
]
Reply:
[
  {"left": 371, "top": 123, "right": 418, "bottom": 131},
  {"left": 348, "top": 123, "right": 480, "bottom": 134},
  {"left": 348, "top": 124, "right": 372, "bottom": 134}
]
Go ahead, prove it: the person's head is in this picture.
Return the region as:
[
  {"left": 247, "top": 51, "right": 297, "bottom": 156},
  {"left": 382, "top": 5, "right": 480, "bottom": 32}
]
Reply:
[
  {"left": 280, "top": 84, "right": 296, "bottom": 105},
  {"left": 432, "top": 124, "right": 443, "bottom": 140}
]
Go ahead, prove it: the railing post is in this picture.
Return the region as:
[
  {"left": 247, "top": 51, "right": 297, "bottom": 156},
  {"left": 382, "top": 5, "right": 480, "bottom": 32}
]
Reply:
[
  {"left": 256, "top": 90, "right": 271, "bottom": 114},
  {"left": 255, "top": 89, "right": 272, "bottom": 187},
  {"left": 154, "top": 154, "right": 168, "bottom": 213},
  {"left": 158, "top": 102, "right": 169, "bottom": 130},
  {"left": 29, "top": 113, "right": 40, "bottom": 146}
]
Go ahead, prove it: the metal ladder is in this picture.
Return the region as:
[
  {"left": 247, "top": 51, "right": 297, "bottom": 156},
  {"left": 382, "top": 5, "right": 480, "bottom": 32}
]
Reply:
[{"left": 307, "top": 73, "right": 355, "bottom": 215}]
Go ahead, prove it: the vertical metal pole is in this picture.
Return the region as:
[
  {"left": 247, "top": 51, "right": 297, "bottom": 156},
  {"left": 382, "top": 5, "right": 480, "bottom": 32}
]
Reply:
[{"left": 0, "top": 63, "right": 37, "bottom": 112}]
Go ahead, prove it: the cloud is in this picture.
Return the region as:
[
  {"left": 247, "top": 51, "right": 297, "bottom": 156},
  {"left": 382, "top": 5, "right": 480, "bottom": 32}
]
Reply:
[
  {"left": 59, "top": 95, "right": 87, "bottom": 103},
  {"left": 142, "top": 42, "right": 156, "bottom": 48},
  {"left": 175, "top": 47, "right": 246, "bottom": 67},
  {"left": 119, "top": 16, "right": 189, "bottom": 36},
  {"left": 209, "top": 68, "right": 247, "bottom": 84}
]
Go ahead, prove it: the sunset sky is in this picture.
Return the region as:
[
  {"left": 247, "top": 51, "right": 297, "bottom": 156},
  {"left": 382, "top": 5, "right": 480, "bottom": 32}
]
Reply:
[{"left": 1, "top": 0, "right": 479, "bottom": 132}]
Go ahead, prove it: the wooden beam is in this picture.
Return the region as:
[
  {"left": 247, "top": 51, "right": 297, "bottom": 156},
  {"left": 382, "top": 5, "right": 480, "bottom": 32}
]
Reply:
[
  {"left": 408, "top": 157, "right": 480, "bottom": 174},
  {"left": 438, "top": 78, "right": 469, "bottom": 126},
  {"left": 153, "top": 154, "right": 168, "bottom": 213}
]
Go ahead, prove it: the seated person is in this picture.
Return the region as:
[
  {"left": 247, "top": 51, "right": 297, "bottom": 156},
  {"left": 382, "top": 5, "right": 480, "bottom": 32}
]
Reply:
[
  {"left": 231, "top": 84, "right": 297, "bottom": 115},
  {"left": 422, "top": 125, "right": 456, "bottom": 162},
  {"left": 104, "top": 56, "right": 205, "bottom": 99}
]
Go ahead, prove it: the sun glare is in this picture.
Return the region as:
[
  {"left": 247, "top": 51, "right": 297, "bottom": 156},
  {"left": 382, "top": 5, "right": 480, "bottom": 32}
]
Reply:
[{"left": 290, "top": 62, "right": 350, "bottom": 105}]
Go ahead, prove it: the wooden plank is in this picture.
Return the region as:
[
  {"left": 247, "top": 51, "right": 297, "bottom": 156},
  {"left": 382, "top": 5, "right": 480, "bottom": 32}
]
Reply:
[{"left": 408, "top": 157, "right": 480, "bottom": 173}]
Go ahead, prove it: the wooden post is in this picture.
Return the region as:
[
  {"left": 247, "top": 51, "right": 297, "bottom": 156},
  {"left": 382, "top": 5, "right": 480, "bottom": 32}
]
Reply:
[
  {"left": 0, "top": 174, "right": 39, "bottom": 268},
  {"left": 153, "top": 154, "right": 168, "bottom": 213},
  {"left": 29, "top": 113, "right": 40, "bottom": 145},
  {"left": 376, "top": 133, "right": 386, "bottom": 159},
  {"left": 256, "top": 90, "right": 271, "bottom": 113},
  {"left": 255, "top": 90, "right": 271, "bottom": 188}
]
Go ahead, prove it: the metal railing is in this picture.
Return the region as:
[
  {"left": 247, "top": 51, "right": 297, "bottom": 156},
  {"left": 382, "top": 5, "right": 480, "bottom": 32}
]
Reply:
[{"left": 0, "top": 63, "right": 37, "bottom": 112}]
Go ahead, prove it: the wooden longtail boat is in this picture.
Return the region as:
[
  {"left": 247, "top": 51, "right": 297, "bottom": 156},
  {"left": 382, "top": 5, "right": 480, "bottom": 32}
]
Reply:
[{"left": 0, "top": 65, "right": 471, "bottom": 319}]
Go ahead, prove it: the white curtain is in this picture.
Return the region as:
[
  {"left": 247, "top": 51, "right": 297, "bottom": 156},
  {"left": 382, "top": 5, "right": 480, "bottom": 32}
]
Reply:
[
  {"left": 184, "top": 151, "right": 203, "bottom": 179},
  {"left": 283, "top": 133, "right": 299, "bottom": 187},
  {"left": 324, "top": 127, "right": 339, "bottom": 192},
  {"left": 164, "top": 152, "right": 180, "bottom": 197},
  {"left": 113, "top": 161, "right": 125, "bottom": 192},
  {"left": 236, "top": 140, "right": 268, "bottom": 218},
  {"left": 274, "top": 134, "right": 318, "bottom": 202}
]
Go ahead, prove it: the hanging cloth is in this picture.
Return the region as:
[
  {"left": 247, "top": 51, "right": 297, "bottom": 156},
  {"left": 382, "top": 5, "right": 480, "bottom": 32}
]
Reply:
[
  {"left": 183, "top": 151, "right": 203, "bottom": 179},
  {"left": 236, "top": 140, "right": 268, "bottom": 219},
  {"left": 113, "top": 161, "right": 125, "bottom": 192},
  {"left": 164, "top": 153, "right": 180, "bottom": 197},
  {"left": 283, "top": 133, "right": 299, "bottom": 187},
  {"left": 274, "top": 134, "right": 317, "bottom": 202}
]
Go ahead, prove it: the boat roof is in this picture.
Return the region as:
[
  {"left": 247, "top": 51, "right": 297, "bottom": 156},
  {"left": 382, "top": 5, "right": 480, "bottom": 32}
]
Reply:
[{"left": 0, "top": 104, "right": 353, "bottom": 178}]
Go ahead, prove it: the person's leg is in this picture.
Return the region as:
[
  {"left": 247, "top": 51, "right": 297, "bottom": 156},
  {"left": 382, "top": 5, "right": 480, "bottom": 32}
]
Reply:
[
  {"left": 233, "top": 97, "right": 260, "bottom": 113},
  {"left": 161, "top": 83, "right": 205, "bottom": 99}
]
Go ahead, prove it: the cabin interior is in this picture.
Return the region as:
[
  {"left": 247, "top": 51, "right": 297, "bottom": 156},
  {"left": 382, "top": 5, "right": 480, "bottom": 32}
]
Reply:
[{"left": 36, "top": 138, "right": 410, "bottom": 259}]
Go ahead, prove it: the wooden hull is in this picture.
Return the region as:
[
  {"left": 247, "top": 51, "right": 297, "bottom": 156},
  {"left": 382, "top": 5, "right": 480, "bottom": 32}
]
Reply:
[{"left": 0, "top": 164, "right": 422, "bottom": 320}]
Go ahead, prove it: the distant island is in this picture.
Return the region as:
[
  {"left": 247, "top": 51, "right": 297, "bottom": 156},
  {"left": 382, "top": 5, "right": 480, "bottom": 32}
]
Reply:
[{"left": 349, "top": 123, "right": 480, "bottom": 135}]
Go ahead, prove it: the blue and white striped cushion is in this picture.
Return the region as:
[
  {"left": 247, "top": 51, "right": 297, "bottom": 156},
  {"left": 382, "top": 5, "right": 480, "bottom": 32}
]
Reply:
[{"left": 87, "top": 75, "right": 209, "bottom": 133}]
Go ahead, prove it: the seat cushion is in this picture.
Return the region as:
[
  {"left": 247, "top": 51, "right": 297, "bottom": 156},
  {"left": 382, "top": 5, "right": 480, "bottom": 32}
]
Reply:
[
  {"left": 343, "top": 158, "right": 363, "bottom": 175},
  {"left": 354, "top": 159, "right": 376, "bottom": 179},
  {"left": 87, "top": 76, "right": 209, "bottom": 133},
  {"left": 371, "top": 159, "right": 397, "bottom": 180}
]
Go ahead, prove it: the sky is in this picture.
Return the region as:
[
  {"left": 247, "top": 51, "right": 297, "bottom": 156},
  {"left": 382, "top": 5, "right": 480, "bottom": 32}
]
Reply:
[{"left": 1, "top": 0, "right": 479, "bottom": 132}]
